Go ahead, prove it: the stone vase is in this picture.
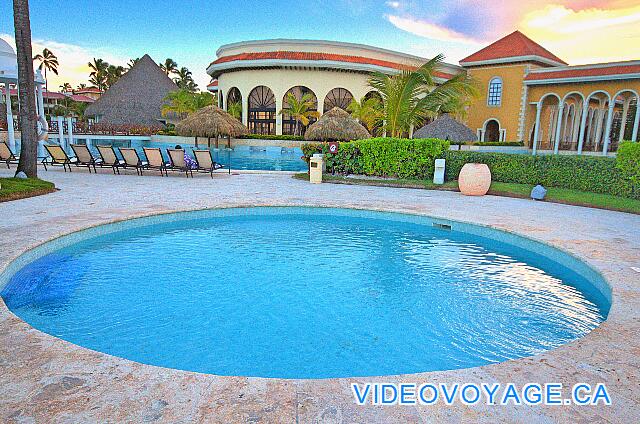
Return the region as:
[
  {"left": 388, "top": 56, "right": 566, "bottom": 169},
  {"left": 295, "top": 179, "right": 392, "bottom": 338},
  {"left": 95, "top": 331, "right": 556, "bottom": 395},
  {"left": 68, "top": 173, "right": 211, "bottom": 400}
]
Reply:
[{"left": 458, "top": 163, "right": 491, "bottom": 196}]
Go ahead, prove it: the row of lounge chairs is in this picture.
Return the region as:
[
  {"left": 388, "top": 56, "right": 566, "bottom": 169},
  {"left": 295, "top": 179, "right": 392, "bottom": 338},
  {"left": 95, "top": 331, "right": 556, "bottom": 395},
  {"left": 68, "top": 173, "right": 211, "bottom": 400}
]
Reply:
[{"left": 0, "top": 142, "right": 225, "bottom": 178}]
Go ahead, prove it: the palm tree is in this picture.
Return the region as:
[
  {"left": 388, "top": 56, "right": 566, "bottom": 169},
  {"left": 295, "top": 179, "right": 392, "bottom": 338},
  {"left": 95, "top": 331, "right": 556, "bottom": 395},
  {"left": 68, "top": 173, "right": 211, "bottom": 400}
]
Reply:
[
  {"left": 162, "top": 89, "right": 196, "bottom": 119},
  {"left": 347, "top": 96, "right": 384, "bottom": 135},
  {"left": 13, "top": 0, "right": 39, "bottom": 177},
  {"left": 227, "top": 101, "right": 242, "bottom": 120},
  {"left": 174, "top": 67, "right": 197, "bottom": 92},
  {"left": 368, "top": 54, "right": 478, "bottom": 137},
  {"left": 127, "top": 57, "right": 140, "bottom": 69},
  {"left": 279, "top": 92, "right": 320, "bottom": 136},
  {"left": 105, "top": 64, "right": 125, "bottom": 88},
  {"left": 159, "top": 58, "right": 177, "bottom": 76},
  {"left": 88, "top": 58, "right": 109, "bottom": 91},
  {"left": 59, "top": 82, "right": 72, "bottom": 92},
  {"left": 32, "top": 47, "right": 58, "bottom": 92},
  {"left": 76, "top": 83, "right": 87, "bottom": 91}
]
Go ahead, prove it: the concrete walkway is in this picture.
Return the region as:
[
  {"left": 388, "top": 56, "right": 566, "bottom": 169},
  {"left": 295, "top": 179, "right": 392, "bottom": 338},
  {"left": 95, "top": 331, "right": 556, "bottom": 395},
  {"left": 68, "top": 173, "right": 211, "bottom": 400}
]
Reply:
[{"left": 0, "top": 167, "right": 639, "bottom": 423}]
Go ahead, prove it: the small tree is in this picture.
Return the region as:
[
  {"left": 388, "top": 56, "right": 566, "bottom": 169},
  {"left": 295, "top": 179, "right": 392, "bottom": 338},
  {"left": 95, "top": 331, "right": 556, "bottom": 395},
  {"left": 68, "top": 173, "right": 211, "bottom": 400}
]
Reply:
[
  {"left": 347, "top": 96, "right": 384, "bottom": 135},
  {"left": 279, "top": 92, "right": 319, "bottom": 136}
]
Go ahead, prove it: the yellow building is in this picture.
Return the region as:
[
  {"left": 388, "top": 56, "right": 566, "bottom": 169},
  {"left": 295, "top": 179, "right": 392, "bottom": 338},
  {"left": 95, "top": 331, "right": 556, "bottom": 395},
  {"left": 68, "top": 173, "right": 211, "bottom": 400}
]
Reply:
[
  {"left": 207, "top": 32, "right": 639, "bottom": 154},
  {"left": 461, "top": 31, "right": 640, "bottom": 154}
]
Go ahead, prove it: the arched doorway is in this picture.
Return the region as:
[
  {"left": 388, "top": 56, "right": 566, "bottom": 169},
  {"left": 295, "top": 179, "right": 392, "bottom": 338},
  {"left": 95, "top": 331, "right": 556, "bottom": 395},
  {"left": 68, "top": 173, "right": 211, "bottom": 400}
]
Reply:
[
  {"left": 282, "top": 86, "right": 318, "bottom": 136},
  {"left": 483, "top": 119, "right": 500, "bottom": 142},
  {"left": 582, "top": 91, "right": 611, "bottom": 153},
  {"left": 609, "top": 90, "right": 639, "bottom": 151},
  {"left": 226, "top": 87, "right": 242, "bottom": 121},
  {"left": 323, "top": 88, "right": 353, "bottom": 113},
  {"left": 248, "top": 86, "right": 276, "bottom": 135}
]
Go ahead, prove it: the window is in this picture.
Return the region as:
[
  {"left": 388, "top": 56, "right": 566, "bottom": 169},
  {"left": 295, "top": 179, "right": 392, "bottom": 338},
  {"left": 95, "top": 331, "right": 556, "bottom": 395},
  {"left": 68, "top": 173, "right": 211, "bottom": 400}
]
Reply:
[{"left": 487, "top": 78, "right": 502, "bottom": 106}]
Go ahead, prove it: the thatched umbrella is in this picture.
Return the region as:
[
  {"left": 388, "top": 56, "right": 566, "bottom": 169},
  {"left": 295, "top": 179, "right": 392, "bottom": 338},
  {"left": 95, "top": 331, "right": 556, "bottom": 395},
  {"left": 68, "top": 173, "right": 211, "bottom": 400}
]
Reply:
[
  {"left": 413, "top": 113, "right": 477, "bottom": 142},
  {"left": 175, "top": 105, "right": 248, "bottom": 147},
  {"left": 304, "top": 107, "right": 370, "bottom": 141}
]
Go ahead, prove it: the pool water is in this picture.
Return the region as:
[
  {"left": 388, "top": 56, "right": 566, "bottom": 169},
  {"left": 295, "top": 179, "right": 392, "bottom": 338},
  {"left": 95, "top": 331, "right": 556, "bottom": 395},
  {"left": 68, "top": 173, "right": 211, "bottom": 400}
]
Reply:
[{"left": 0, "top": 208, "right": 609, "bottom": 379}]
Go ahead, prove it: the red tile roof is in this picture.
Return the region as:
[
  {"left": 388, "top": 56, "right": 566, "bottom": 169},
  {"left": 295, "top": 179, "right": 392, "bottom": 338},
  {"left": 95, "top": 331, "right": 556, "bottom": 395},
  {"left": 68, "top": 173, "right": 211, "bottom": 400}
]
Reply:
[
  {"left": 9, "top": 89, "right": 95, "bottom": 102},
  {"left": 74, "top": 87, "right": 102, "bottom": 94},
  {"left": 210, "top": 51, "right": 455, "bottom": 80},
  {"left": 207, "top": 80, "right": 218, "bottom": 87},
  {"left": 525, "top": 62, "right": 640, "bottom": 82},
  {"left": 461, "top": 31, "right": 567, "bottom": 66}
]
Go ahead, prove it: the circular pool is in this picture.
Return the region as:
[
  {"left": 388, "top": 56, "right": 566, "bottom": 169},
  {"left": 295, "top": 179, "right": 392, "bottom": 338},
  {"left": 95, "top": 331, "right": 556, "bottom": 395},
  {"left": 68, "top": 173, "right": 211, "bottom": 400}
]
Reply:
[{"left": 0, "top": 207, "right": 610, "bottom": 378}]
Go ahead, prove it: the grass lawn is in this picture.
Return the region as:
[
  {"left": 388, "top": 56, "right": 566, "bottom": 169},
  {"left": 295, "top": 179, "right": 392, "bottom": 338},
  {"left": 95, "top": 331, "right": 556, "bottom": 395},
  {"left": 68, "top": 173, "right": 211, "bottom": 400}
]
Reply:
[
  {"left": 0, "top": 178, "right": 56, "bottom": 202},
  {"left": 293, "top": 173, "right": 640, "bottom": 215}
]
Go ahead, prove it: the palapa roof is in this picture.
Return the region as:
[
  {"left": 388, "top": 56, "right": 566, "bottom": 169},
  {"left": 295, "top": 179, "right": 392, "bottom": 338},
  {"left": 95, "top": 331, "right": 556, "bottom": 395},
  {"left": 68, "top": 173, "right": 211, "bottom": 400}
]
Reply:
[
  {"left": 304, "top": 107, "right": 370, "bottom": 141},
  {"left": 175, "top": 105, "right": 248, "bottom": 138},
  {"left": 85, "top": 54, "right": 178, "bottom": 126},
  {"left": 413, "top": 114, "right": 477, "bottom": 142}
]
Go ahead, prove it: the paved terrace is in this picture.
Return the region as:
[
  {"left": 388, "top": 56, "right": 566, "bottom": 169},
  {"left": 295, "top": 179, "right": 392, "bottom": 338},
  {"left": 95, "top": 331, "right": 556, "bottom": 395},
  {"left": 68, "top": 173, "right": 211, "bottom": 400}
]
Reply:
[{"left": 0, "top": 167, "right": 639, "bottom": 423}]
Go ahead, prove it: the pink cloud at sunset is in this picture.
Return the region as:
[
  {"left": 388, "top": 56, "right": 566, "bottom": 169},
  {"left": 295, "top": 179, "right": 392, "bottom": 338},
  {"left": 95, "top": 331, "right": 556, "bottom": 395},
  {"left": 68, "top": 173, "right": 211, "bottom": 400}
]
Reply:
[{"left": 387, "top": 0, "right": 640, "bottom": 65}]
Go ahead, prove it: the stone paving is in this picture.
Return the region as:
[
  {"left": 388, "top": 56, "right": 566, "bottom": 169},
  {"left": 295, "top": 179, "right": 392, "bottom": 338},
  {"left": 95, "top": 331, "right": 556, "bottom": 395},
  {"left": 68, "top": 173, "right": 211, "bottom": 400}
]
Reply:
[{"left": 0, "top": 166, "right": 639, "bottom": 423}]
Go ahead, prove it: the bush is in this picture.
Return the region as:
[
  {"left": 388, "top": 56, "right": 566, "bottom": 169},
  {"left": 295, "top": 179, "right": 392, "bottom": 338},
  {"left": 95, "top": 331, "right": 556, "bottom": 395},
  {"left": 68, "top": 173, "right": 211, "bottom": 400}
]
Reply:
[
  {"left": 617, "top": 141, "right": 640, "bottom": 197},
  {"left": 445, "top": 151, "right": 638, "bottom": 199},
  {"left": 302, "top": 138, "right": 450, "bottom": 178},
  {"left": 448, "top": 141, "right": 525, "bottom": 147},
  {"left": 239, "top": 134, "right": 305, "bottom": 141}
]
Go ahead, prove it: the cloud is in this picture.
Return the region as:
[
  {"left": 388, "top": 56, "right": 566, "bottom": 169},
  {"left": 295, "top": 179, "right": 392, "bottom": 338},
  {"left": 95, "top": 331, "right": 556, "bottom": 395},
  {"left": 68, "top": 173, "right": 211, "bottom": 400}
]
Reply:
[
  {"left": 0, "top": 33, "right": 130, "bottom": 91},
  {"left": 385, "top": 1, "right": 640, "bottom": 65},
  {"left": 385, "top": 15, "right": 481, "bottom": 45}
]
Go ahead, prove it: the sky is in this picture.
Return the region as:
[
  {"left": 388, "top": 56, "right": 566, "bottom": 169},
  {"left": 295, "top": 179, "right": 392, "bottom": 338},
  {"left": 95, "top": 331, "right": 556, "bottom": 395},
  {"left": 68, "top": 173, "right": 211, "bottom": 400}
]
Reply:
[{"left": 1, "top": 0, "right": 639, "bottom": 91}]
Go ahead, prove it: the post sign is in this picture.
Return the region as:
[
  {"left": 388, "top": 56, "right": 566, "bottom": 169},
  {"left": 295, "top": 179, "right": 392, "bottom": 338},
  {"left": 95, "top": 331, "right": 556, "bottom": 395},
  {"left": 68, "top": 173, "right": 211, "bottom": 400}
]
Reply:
[{"left": 328, "top": 142, "right": 340, "bottom": 154}]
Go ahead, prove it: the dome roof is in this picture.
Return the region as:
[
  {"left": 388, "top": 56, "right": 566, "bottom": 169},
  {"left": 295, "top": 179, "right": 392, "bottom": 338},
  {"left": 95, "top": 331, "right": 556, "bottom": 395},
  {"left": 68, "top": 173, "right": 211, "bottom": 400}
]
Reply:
[{"left": 0, "top": 38, "right": 18, "bottom": 76}]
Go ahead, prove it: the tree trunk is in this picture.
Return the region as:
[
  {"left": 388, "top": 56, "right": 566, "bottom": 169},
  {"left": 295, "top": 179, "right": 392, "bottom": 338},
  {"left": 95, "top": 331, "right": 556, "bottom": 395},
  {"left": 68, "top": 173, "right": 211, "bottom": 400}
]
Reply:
[{"left": 13, "top": 0, "right": 38, "bottom": 178}]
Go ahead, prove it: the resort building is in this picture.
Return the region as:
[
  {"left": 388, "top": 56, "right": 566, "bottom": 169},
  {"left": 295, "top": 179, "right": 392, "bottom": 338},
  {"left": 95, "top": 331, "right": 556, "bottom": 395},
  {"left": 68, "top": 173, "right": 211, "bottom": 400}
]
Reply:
[
  {"left": 206, "top": 40, "right": 461, "bottom": 136},
  {"left": 208, "top": 32, "right": 639, "bottom": 153}
]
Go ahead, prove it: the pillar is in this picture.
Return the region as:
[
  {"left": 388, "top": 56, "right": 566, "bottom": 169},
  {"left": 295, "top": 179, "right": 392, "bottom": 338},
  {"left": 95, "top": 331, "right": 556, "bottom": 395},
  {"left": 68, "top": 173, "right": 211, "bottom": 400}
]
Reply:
[
  {"left": 275, "top": 94, "right": 283, "bottom": 136},
  {"left": 532, "top": 102, "right": 542, "bottom": 156},
  {"left": 241, "top": 93, "right": 249, "bottom": 128},
  {"left": 619, "top": 97, "right": 631, "bottom": 144},
  {"left": 57, "top": 116, "right": 65, "bottom": 150},
  {"left": 577, "top": 100, "right": 589, "bottom": 154},
  {"left": 66, "top": 117, "right": 74, "bottom": 149},
  {"left": 4, "top": 84, "right": 16, "bottom": 152},
  {"left": 632, "top": 96, "right": 640, "bottom": 142},
  {"left": 553, "top": 103, "right": 564, "bottom": 154},
  {"left": 35, "top": 83, "right": 45, "bottom": 119},
  {"left": 602, "top": 102, "right": 615, "bottom": 155}
]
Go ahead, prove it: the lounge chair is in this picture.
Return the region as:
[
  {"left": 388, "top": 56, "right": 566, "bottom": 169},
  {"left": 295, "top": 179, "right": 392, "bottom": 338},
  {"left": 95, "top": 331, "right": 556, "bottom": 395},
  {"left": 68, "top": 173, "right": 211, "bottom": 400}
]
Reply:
[
  {"left": 142, "top": 147, "right": 169, "bottom": 177},
  {"left": 42, "top": 144, "right": 77, "bottom": 172},
  {"left": 96, "top": 145, "right": 125, "bottom": 174},
  {"left": 167, "top": 149, "right": 193, "bottom": 178},
  {"left": 70, "top": 144, "right": 101, "bottom": 173},
  {"left": 0, "top": 142, "right": 19, "bottom": 169},
  {"left": 192, "top": 149, "right": 226, "bottom": 178},
  {"left": 118, "top": 147, "right": 147, "bottom": 175}
]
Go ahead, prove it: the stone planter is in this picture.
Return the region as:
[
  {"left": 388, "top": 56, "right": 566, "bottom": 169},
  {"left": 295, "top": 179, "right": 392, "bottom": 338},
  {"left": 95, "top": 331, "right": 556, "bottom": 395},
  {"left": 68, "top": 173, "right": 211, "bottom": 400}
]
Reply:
[{"left": 458, "top": 163, "right": 491, "bottom": 196}]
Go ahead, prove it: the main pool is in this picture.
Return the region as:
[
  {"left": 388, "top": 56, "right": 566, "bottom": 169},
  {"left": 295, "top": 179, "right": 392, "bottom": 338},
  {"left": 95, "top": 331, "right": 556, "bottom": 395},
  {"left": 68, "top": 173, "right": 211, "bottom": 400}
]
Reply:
[{"left": 0, "top": 208, "right": 610, "bottom": 379}]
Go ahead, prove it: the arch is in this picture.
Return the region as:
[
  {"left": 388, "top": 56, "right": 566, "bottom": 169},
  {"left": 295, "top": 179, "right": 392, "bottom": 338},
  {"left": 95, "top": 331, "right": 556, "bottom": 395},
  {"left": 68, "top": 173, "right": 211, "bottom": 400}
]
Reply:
[
  {"left": 487, "top": 77, "right": 503, "bottom": 106},
  {"left": 531, "top": 92, "right": 562, "bottom": 152},
  {"left": 226, "top": 87, "right": 242, "bottom": 120},
  {"left": 581, "top": 90, "right": 612, "bottom": 153},
  {"left": 281, "top": 86, "right": 318, "bottom": 136},
  {"left": 538, "top": 92, "right": 562, "bottom": 104},
  {"left": 556, "top": 92, "right": 583, "bottom": 151},
  {"left": 561, "top": 91, "right": 585, "bottom": 104},
  {"left": 609, "top": 89, "right": 639, "bottom": 148},
  {"left": 247, "top": 85, "right": 276, "bottom": 135},
  {"left": 483, "top": 119, "right": 501, "bottom": 142},
  {"left": 323, "top": 88, "right": 354, "bottom": 113}
]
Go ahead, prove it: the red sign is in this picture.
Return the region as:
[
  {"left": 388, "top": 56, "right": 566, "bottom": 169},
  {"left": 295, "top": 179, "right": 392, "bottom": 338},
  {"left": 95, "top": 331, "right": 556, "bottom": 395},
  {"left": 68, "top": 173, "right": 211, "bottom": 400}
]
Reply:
[{"left": 328, "top": 142, "right": 340, "bottom": 154}]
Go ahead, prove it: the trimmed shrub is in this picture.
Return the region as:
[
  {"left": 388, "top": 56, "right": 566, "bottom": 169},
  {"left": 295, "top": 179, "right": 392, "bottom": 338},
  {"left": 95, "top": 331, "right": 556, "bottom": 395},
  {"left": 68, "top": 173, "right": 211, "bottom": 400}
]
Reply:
[
  {"left": 617, "top": 141, "right": 640, "bottom": 198},
  {"left": 448, "top": 141, "right": 525, "bottom": 147},
  {"left": 239, "top": 134, "right": 305, "bottom": 141},
  {"left": 445, "top": 151, "right": 638, "bottom": 199},
  {"left": 302, "top": 138, "right": 450, "bottom": 179}
]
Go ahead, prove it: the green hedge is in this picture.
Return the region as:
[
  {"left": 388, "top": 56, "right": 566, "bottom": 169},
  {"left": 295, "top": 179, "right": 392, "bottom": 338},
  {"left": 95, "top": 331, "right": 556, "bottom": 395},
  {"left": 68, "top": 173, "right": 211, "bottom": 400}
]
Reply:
[
  {"left": 448, "top": 141, "right": 525, "bottom": 147},
  {"left": 302, "top": 138, "right": 450, "bottom": 179},
  {"left": 445, "top": 150, "right": 639, "bottom": 199},
  {"left": 617, "top": 141, "right": 640, "bottom": 196},
  {"left": 239, "top": 134, "right": 305, "bottom": 141}
]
